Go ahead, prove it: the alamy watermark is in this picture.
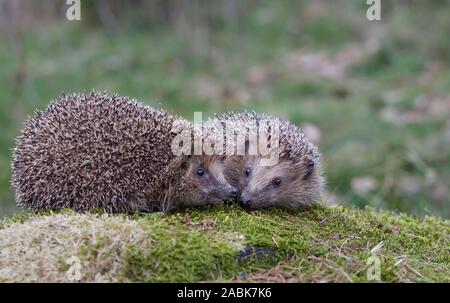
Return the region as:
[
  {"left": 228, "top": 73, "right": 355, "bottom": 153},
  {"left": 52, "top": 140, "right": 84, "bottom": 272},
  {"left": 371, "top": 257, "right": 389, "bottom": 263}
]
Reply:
[
  {"left": 367, "top": 0, "right": 381, "bottom": 21},
  {"left": 65, "top": 255, "right": 82, "bottom": 281},
  {"left": 366, "top": 241, "right": 383, "bottom": 281},
  {"left": 170, "top": 112, "right": 280, "bottom": 167},
  {"left": 66, "top": 0, "right": 81, "bottom": 21},
  {"left": 66, "top": 1, "right": 381, "bottom": 23}
]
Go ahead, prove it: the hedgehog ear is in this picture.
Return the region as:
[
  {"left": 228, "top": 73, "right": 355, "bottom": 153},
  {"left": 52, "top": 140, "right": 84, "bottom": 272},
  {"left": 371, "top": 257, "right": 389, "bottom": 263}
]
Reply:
[{"left": 302, "top": 159, "right": 315, "bottom": 180}]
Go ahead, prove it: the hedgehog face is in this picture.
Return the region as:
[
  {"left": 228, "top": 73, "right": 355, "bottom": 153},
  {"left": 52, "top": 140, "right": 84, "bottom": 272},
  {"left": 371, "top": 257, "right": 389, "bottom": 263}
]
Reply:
[
  {"left": 176, "top": 155, "right": 239, "bottom": 208},
  {"left": 225, "top": 155, "right": 322, "bottom": 210}
]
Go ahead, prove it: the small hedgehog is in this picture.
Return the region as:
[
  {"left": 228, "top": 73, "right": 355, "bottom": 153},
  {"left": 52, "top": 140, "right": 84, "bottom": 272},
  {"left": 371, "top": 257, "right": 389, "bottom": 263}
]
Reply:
[
  {"left": 205, "top": 111, "right": 325, "bottom": 209},
  {"left": 11, "top": 92, "right": 238, "bottom": 213}
]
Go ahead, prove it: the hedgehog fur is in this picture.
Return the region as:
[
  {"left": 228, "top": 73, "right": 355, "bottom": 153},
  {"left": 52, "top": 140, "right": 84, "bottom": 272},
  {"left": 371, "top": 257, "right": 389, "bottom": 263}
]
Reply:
[{"left": 205, "top": 111, "right": 325, "bottom": 209}]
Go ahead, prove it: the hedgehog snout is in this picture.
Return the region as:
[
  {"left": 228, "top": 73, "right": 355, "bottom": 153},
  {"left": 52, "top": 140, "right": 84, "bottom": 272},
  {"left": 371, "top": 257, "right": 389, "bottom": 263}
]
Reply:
[
  {"left": 239, "top": 193, "right": 252, "bottom": 208},
  {"left": 227, "top": 186, "right": 239, "bottom": 200}
]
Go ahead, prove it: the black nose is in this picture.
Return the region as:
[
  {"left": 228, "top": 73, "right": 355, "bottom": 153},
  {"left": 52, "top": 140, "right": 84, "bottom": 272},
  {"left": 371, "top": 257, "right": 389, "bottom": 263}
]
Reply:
[
  {"left": 228, "top": 187, "right": 239, "bottom": 199},
  {"left": 240, "top": 196, "right": 252, "bottom": 208}
]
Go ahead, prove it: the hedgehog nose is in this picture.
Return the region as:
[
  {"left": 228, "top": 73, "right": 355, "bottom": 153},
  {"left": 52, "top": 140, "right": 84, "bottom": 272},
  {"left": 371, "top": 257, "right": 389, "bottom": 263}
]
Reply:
[
  {"left": 227, "top": 186, "right": 239, "bottom": 199},
  {"left": 239, "top": 195, "right": 252, "bottom": 208}
]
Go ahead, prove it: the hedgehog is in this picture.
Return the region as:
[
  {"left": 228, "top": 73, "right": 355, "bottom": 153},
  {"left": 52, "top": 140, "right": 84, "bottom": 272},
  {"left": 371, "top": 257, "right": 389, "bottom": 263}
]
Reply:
[
  {"left": 204, "top": 111, "right": 325, "bottom": 210},
  {"left": 11, "top": 92, "right": 239, "bottom": 213}
]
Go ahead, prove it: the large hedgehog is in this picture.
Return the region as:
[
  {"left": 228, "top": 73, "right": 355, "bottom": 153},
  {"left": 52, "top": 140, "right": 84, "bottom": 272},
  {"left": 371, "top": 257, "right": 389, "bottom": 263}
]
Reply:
[
  {"left": 205, "top": 111, "right": 325, "bottom": 209},
  {"left": 11, "top": 92, "right": 238, "bottom": 213}
]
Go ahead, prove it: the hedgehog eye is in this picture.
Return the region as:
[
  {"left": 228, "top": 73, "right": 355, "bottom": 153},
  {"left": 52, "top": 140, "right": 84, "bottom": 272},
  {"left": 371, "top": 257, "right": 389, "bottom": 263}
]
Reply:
[
  {"left": 272, "top": 178, "right": 282, "bottom": 187},
  {"left": 303, "top": 159, "right": 315, "bottom": 180},
  {"left": 244, "top": 168, "right": 251, "bottom": 177},
  {"left": 196, "top": 168, "right": 205, "bottom": 177}
]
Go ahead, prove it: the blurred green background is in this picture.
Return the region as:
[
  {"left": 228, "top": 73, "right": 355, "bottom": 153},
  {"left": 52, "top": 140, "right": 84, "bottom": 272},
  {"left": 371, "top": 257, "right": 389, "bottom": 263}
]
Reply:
[{"left": 0, "top": 0, "right": 449, "bottom": 218}]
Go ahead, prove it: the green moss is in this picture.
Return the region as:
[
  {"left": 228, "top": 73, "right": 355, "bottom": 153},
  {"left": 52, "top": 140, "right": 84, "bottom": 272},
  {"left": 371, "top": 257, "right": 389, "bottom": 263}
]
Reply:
[
  {"left": 0, "top": 213, "right": 33, "bottom": 229},
  {"left": 121, "top": 214, "right": 241, "bottom": 282},
  {"left": 117, "top": 204, "right": 449, "bottom": 282},
  {"left": 1, "top": 204, "right": 448, "bottom": 282}
]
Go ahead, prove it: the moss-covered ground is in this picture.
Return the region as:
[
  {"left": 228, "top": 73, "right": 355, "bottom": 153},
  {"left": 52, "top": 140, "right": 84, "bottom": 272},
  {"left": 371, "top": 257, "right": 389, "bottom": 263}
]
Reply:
[{"left": 1, "top": 204, "right": 448, "bottom": 282}]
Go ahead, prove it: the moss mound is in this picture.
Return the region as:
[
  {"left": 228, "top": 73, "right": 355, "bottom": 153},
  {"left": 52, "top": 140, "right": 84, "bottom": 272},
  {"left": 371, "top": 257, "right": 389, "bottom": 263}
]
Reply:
[{"left": 0, "top": 205, "right": 448, "bottom": 282}]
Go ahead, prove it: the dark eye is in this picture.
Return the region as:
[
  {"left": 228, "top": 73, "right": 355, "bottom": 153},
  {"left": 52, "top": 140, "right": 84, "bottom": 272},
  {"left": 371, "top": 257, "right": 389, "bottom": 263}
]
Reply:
[
  {"left": 196, "top": 168, "right": 205, "bottom": 177},
  {"left": 245, "top": 168, "right": 251, "bottom": 177},
  {"left": 302, "top": 159, "right": 315, "bottom": 180},
  {"left": 272, "top": 178, "right": 282, "bottom": 187}
]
